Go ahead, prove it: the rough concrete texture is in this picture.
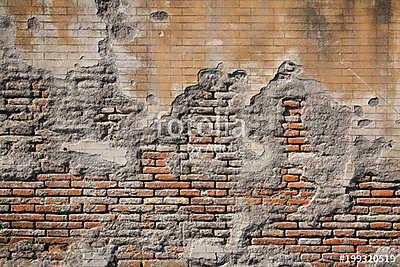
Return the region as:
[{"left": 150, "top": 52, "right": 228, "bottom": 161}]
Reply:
[{"left": 2, "top": 1, "right": 400, "bottom": 266}]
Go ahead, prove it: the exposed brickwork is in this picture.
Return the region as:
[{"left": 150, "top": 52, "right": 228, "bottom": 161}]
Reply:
[
  {"left": 1, "top": 0, "right": 400, "bottom": 266},
  {"left": 0, "top": 62, "right": 400, "bottom": 266}
]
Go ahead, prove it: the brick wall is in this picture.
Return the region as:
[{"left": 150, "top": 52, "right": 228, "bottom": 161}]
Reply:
[{"left": 1, "top": 0, "right": 400, "bottom": 266}]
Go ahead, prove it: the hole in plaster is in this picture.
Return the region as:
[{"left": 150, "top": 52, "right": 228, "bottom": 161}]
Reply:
[
  {"left": 353, "top": 105, "right": 363, "bottom": 116},
  {"left": 27, "top": 17, "right": 40, "bottom": 31},
  {"left": 150, "top": 11, "right": 169, "bottom": 21},
  {"left": 368, "top": 97, "right": 379, "bottom": 106},
  {"left": 358, "top": 119, "right": 372, "bottom": 127}
]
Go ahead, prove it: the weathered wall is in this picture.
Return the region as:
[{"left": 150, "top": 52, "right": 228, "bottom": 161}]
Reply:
[{"left": 1, "top": 0, "right": 400, "bottom": 266}]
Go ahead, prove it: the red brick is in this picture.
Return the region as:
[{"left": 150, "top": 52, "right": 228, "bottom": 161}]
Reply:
[
  {"left": 189, "top": 137, "right": 213, "bottom": 143},
  {"left": 282, "top": 175, "right": 299, "bottom": 182},
  {"left": 322, "top": 222, "right": 368, "bottom": 229},
  {"left": 35, "top": 205, "right": 81, "bottom": 213},
  {"left": 370, "top": 206, "right": 391, "bottom": 214},
  {"left": 11, "top": 221, "right": 34, "bottom": 228},
  {"left": 287, "top": 137, "right": 306, "bottom": 144},
  {"left": 12, "top": 189, "right": 34, "bottom": 196},
  {"left": 141, "top": 159, "right": 155, "bottom": 166},
  {"left": 359, "top": 182, "right": 389, "bottom": 189},
  {"left": 301, "top": 254, "right": 321, "bottom": 261},
  {"left": 180, "top": 189, "right": 200, "bottom": 196},
  {"left": 286, "top": 245, "right": 330, "bottom": 253},
  {"left": 370, "top": 222, "right": 391, "bottom": 229},
  {"left": 36, "top": 189, "right": 81, "bottom": 196},
  {"left": 71, "top": 181, "right": 117, "bottom": 188},
  {"left": 357, "top": 198, "right": 400, "bottom": 205},
  {"left": 118, "top": 260, "right": 141, "bottom": 267},
  {"left": 11, "top": 205, "right": 34, "bottom": 212},
  {"left": 288, "top": 123, "right": 304, "bottom": 130},
  {"left": 45, "top": 215, "right": 67, "bottom": 221},
  {"left": 155, "top": 174, "right": 178, "bottom": 180},
  {"left": 289, "top": 109, "right": 301, "bottom": 115},
  {"left": 83, "top": 204, "right": 107, "bottom": 213},
  {"left": 36, "top": 222, "right": 82, "bottom": 229},
  {"left": 357, "top": 245, "right": 377, "bottom": 253},
  {"left": 181, "top": 205, "right": 204, "bottom": 213},
  {"left": 288, "top": 199, "right": 309, "bottom": 205},
  {"left": 284, "top": 130, "right": 299, "bottom": 136},
  {"left": 45, "top": 181, "right": 70, "bottom": 188},
  {"left": 283, "top": 100, "right": 300, "bottom": 107},
  {"left": 287, "top": 182, "right": 315, "bottom": 189},
  {"left": 216, "top": 182, "right": 232, "bottom": 189},
  {"left": 205, "top": 206, "right": 225, "bottom": 213},
  {"left": 333, "top": 229, "right": 355, "bottom": 237},
  {"left": 155, "top": 160, "right": 166, "bottom": 167},
  {"left": 48, "top": 230, "right": 69, "bottom": 237},
  {"left": 145, "top": 182, "right": 190, "bottom": 189},
  {"left": 252, "top": 238, "right": 296, "bottom": 245},
  {"left": 349, "top": 206, "right": 369, "bottom": 214},
  {"left": 142, "top": 152, "right": 169, "bottom": 159},
  {"left": 301, "top": 145, "right": 311, "bottom": 152},
  {"left": 371, "top": 190, "right": 394, "bottom": 197},
  {"left": 286, "top": 230, "right": 331, "bottom": 237},
  {"left": 206, "top": 190, "right": 227, "bottom": 197},
  {"left": 0, "top": 214, "right": 44, "bottom": 221},
  {"left": 285, "top": 145, "right": 299, "bottom": 151},
  {"left": 273, "top": 222, "right": 298, "bottom": 229},
  {"left": 0, "top": 182, "right": 43, "bottom": 188},
  {"left": 155, "top": 205, "right": 178, "bottom": 213},
  {"left": 155, "top": 189, "right": 178, "bottom": 196}
]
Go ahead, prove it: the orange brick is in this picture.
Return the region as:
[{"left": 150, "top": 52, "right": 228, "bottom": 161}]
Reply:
[
  {"left": 284, "top": 130, "right": 299, "bottom": 136},
  {"left": 287, "top": 137, "right": 306, "bottom": 144},
  {"left": 206, "top": 190, "right": 227, "bottom": 197},
  {"left": 145, "top": 182, "right": 190, "bottom": 189},
  {"left": 285, "top": 145, "right": 300, "bottom": 151},
  {"left": 142, "top": 152, "right": 169, "bottom": 159},
  {"left": 288, "top": 123, "right": 304, "bottom": 130},
  {"left": 12, "top": 189, "right": 34, "bottom": 196},
  {"left": 155, "top": 174, "right": 178, "bottom": 180},
  {"left": 252, "top": 238, "right": 296, "bottom": 245},
  {"left": 282, "top": 175, "right": 299, "bottom": 182},
  {"left": 370, "top": 222, "right": 391, "bottom": 229},
  {"left": 371, "top": 190, "right": 394, "bottom": 197}
]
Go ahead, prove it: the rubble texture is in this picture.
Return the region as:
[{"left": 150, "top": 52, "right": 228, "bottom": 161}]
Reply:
[{"left": 1, "top": 0, "right": 400, "bottom": 267}]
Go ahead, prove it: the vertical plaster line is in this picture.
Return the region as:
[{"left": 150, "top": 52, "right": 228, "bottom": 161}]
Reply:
[{"left": 340, "top": 60, "right": 400, "bottom": 116}]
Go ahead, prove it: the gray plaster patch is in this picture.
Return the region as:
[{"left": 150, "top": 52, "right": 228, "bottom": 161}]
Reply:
[{"left": 63, "top": 140, "right": 127, "bottom": 165}]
